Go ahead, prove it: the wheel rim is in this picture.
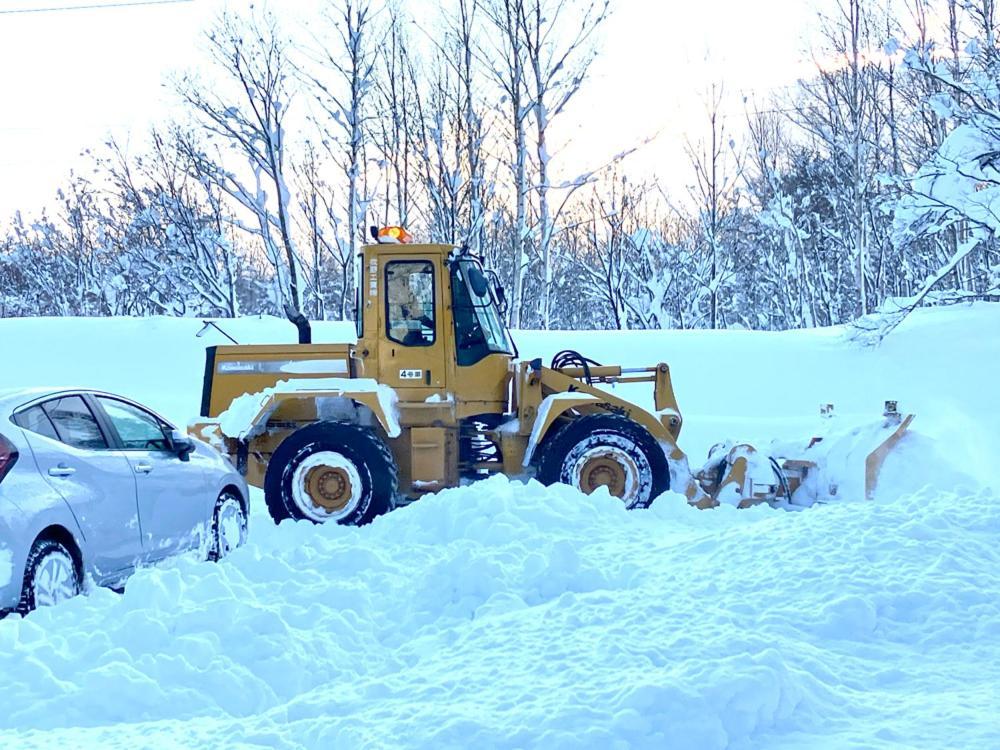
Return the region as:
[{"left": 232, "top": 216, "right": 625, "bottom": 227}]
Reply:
[
  {"left": 216, "top": 497, "right": 247, "bottom": 557},
  {"left": 290, "top": 451, "right": 364, "bottom": 523},
  {"left": 568, "top": 444, "right": 648, "bottom": 506},
  {"left": 33, "top": 550, "right": 78, "bottom": 608}
]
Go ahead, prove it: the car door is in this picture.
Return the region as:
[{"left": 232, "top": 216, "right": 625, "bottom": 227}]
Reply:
[
  {"left": 92, "top": 396, "right": 211, "bottom": 561},
  {"left": 13, "top": 396, "right": 143, "bottom": 583}
]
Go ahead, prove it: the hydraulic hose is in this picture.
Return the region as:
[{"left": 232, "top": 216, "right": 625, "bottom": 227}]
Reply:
[{"left": 551, "top": 350, "right": 603, "bottom": 385}]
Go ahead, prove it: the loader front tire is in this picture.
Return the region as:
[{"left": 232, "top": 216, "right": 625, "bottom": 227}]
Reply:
[
  {"left": 536, "top": 414, "right": 668, "bottom": 510},
  {"left": 264, "top": 421, "right": 397, "bottom": 526}
]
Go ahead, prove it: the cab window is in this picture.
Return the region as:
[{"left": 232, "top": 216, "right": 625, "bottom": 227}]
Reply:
[
  {"left": 385, "top": 260, "right": 435, "bottom": 346},
  {"left": 355, "top": 252, "right": 364, "bottom": 339},
  {"left": 452, "top": 260, "right": 512, "bottom": 366},
  {"left": 97, "top": 397, "right": 171, "bottom": 451}
]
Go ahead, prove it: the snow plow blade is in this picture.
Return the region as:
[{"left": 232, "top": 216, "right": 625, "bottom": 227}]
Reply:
[{"left": 687, "top": 402, "right": 915, "bottom": 509}]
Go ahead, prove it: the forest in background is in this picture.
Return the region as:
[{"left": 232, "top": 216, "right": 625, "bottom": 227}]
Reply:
[{"left": 1, "top": 0, "right": 999, "bottom": 336}]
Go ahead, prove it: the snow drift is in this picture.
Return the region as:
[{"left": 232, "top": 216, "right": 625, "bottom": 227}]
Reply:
[
  {"left": 0, "top": 304, "right": 997, "bottom": 748},
  {"left": 0, "top": 478, "right": 997, "bottom": 749}
]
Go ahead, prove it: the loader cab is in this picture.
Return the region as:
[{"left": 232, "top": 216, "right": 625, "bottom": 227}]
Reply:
[{"left": 355, "top": 228, "right": 514, "bottom": 417}]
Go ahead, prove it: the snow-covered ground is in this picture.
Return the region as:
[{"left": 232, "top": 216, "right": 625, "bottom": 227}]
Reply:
[{"left": 0, "top": 305, "right": 998, "bottom": 748}]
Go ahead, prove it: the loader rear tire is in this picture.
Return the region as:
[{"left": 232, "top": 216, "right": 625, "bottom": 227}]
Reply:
[
  {"left": 264, "top": 421, "right": 397, "bottom": 526},
  {"left": 536, "top": 414, "right": 669, "bottom": 510}
]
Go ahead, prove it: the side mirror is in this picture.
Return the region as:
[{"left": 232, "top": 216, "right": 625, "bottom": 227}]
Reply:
[
  {"left": 487, "top": 271, "right": 509, "bottom": 315},
  {"left": 168, "top": 429, "right": 196, "bottom": 462},
  {"left": 468, "top": 265, "right": 491, "bottom": 298},
  {"left": 493, "top": 282, "right": 508, "bottom": 313}
]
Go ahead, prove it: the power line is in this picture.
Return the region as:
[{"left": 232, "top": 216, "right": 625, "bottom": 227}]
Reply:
[{"left": 0, "top": 0, "right": 193, "bottom": 15}]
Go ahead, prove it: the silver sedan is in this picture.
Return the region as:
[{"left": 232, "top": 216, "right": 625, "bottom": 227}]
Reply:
[{"left": 0, "top": 388, "right": 249, "bottom": 614}]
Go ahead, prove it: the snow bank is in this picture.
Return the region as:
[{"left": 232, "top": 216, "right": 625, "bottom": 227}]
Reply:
[
  {"left": 0, "top": 477, "right": 997, "bottom": 748},
  {"left": 0, "top": 305, "right": 997, "bottom": 747},
  {"left": 0, "top": 316, "right": 353, "bottom": 430},
  {"left": 0, "top": 305, "right": 996, "bottom": 484}
]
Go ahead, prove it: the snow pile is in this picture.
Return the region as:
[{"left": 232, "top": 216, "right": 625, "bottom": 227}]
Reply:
[{"left": 0, "top": 476, "right": 997, "bottom": 748}]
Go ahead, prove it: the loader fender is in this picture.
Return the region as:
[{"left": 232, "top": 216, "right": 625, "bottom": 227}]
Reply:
[
  {"left": 535, "top": 413, "right": 669, "bottom": 509},
  {"left": 522, "top": 392, "right": 689, "bottom": 470},
  {"left": 522, "top": 393, "right": 600, "bottom": 467},
  {"left": 211, "top": 378, "right": 401, "bottom": 442}
]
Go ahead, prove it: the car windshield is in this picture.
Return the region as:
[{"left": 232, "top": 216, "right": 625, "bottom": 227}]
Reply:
[{"left": 451, "top": 259, "right": 511, "bottom": 366}]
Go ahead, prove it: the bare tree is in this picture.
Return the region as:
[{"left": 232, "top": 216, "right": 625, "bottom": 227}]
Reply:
[
  {"left": 180, "top": 11, "right": 311, "bottom": 341},
  {"left": 687, "top": 83, "right": 740, "bottom": 329},
  {"left": 486, "top": 0, "right": 531, "bottom": 327},
  {"left": 410, "top": 47, "right": 464, "bottom": 242},
  {"left": 520, "top": 0, "right": 609, "bottom": 328},
  {"left": 457, "top": 0, "right": 488, "bottom": 255},
  {"left": 294, "top": 141, "right": 329, "bottom": 320},
  {"left": 796, "top": 0, "right": 885, "bottom": 317},
  {"left": 375, "top": 4, "right": 416, "bottom": 228},
  {"left": 309, "top": 0, "right": 379, "bottom": 321}
]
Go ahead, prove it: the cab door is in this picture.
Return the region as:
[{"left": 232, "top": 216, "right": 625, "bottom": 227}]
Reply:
[{"left": 377, "top": 256, "right": 448, "bottom": 392}]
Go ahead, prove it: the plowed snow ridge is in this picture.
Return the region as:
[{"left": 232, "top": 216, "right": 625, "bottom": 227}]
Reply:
[{"left": 0, "top": 305, "right": 997, "bottom": 749}]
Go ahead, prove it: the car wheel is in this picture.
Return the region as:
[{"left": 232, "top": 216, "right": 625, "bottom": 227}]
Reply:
[
  {"left": 18, "top": 538, "right": 82, "bottom": 614},
  {"left": 209, "top": 490, "right": 248, "bottom": 561},
  {"left": 536, "top": 414, "right": 669, "bottom": 510},
  {"left": 264, "top": 421, "right": 397, "bottom": 526}
]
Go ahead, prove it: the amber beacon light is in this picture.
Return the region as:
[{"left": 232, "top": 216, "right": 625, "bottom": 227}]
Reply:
[{"left": 377, "top": 226, "right": 413, "bottom": 244}]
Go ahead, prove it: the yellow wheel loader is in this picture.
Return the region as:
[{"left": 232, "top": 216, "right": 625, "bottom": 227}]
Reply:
[{"left": 192, "top": 227, "right": 913, "bottom": 526}]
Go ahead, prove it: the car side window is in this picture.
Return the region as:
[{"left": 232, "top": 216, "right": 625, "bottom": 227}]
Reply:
[
  {"left": 42, "top": 396, "right": 109, "bottom": 451},
  {"left": 13, "top": 405, "right": 59, "bottom": 441},
  {"left": 97, "top": 397, "right": 170, "bottom": 451}
]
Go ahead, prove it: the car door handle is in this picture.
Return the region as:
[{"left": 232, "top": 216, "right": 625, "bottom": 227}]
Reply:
[
  {"left": 48, "top": 464, "right": 76, "bottom": 478},
  {"left": 134, "top": 463, "right": 154, "bottom": 475}
]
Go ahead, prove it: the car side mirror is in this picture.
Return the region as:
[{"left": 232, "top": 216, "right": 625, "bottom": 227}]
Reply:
[{"left": 168, "top": 429, "right": 196, "bottom": 462}]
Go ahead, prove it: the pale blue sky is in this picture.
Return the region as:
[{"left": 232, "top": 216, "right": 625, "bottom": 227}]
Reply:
[{"left": 0, "top": 0, "right": 821, "bottom": 217}]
